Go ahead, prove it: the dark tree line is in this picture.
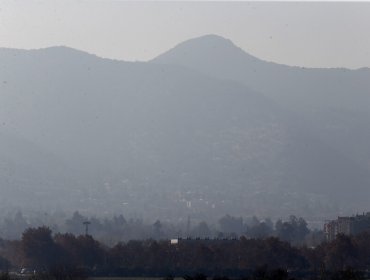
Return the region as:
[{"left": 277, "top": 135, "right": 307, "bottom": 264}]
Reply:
[{"left": 0, "top": 226, "right": 369, "bottom": 279}]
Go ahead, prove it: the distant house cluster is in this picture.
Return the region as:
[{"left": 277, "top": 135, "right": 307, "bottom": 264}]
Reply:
[{"left": 324, "top": 213, "right": 370, "bottom": 241}]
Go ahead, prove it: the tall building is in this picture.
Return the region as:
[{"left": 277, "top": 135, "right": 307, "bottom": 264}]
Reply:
[{"left": 324, "top": 213, "right": 370, "bottom": 241}]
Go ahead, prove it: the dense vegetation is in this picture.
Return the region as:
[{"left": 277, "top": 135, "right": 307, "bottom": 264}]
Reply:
[
  {"left": 0, "top": 212, "right": 321, "bottom": 247},
  {"left": 0, "top": 226, "right": 369, "bottom": 279}
]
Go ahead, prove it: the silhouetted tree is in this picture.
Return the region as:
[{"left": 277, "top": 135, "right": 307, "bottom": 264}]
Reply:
[
  {"left": 21, "top": 227, "right": 59, "bottom": 270},
  {"left": 219, "top": 215, "right": 244, "bottom": 235}
]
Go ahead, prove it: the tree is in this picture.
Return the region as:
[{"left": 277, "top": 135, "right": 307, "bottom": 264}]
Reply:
[
  {"left": 275, "top": 216, "right": 309, "bottom": 244},
  {"left": 325, "top": 234, "right": 358, "bottom": 270},
  {"left": 218, "top": 215, "right": 244, "bottom": 235},
  {"left": 65, "top": 211, "right": 86, "bottom": 235},
  {"left": 152, "top": 220, "right": 163, "bottom": 239},
  {"left": 21, "top": 227, "right": 59, "bottom": 270},
  {"left": 248, "top": 221, "right": 273, "bottom": 238},
  {"left": 0, "top": 256, "right": 10, "bottom": 271},
  {"left": 75, "top": 235, "right": 104, "bottom": 268}
]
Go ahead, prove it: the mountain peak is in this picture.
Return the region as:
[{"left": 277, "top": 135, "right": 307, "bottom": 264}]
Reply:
[
  {"left": 151, "top": 34, "right": 259, "bottom": 67},
  {"left": 36, "top": 45, "right": 99, "bottom": 58},
  {"left": 183, "top": 34, "right": 234, "bottom": 45}
]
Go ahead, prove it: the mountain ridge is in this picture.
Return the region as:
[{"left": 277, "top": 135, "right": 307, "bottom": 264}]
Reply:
[
  {"left": 0, "top": 37, "right": 369, "bottom": 221},
  {"left": 3, "top": 35, "right": 369, "bottom": 71},
  {"left": 152, "top": 34, "right": 370, "bottom": 71}
]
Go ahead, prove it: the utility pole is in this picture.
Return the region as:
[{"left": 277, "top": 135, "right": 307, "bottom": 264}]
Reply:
[{"left": 83, "top": 221, "right": 91, "bottom": 236}]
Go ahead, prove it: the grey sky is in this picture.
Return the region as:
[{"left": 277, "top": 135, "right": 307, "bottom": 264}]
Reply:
[{"left": 0, "top": 1, "right": 369, "bottom": 69}]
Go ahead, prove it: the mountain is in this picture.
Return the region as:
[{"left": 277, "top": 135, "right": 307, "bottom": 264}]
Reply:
[
  {"left": 0, "top": 130, "right": 83, "bottom": 213},
  {"left": 152, "top": 34, "right": 370, "bottom": 113},
  {"left": 152, "top": 34, "right": 370, "bottom": 185},
  {"left": 0, "top": 42, "right": 369, "bottom": 222}
]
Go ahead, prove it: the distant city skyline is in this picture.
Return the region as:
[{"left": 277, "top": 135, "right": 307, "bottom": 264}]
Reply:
[{"left": 0, "top": 1, "right": 369, "bottom": 69}]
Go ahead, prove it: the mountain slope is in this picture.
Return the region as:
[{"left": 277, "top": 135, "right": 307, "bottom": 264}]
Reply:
[
  {"left": 152, "top": 34, "right": 370, "bottom": 178},
  {"left": 0, "top": 45, "right": 369, "bottom": 221},
  {"left": 152, "top": 34, "right": 370, "bottom": 112},
  {"left": 0, "top": 130, "right": 83, "bottom": 213}
]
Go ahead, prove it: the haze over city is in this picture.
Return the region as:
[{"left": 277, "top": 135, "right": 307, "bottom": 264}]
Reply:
[{"left": 0, "top": 2, "right": 370, "bottom": 279}]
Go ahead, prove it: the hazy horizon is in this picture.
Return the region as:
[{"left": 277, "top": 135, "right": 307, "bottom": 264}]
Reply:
[{"left": 1, "top": 2, "right": 370, "bottom": 275}]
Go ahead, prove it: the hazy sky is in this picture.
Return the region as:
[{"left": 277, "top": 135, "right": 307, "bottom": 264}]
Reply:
[{"left": 0, "top": 1, "right": 369, "bottom": 69}]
